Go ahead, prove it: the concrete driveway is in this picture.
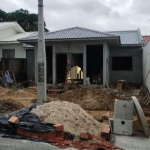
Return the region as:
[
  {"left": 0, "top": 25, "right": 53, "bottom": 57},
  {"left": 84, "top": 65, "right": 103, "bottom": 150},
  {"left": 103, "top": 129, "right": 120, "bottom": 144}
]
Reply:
[{"left": 0, "top": 136, "right": 76, "bottom": 150}]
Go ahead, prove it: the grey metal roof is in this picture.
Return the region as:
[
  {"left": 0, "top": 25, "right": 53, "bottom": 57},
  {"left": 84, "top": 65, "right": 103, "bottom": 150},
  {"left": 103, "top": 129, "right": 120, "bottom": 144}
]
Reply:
[
  {"left": 19, "top": 27, "right": 142, "bottom": 45},
  {"left": 19, "top": 27, "right": 119, "bottom": 41},
  {"left": 107, "top": 30, "right": 142, "bottom": 45},
  {"left": 0, "top": 32, "right": 37, "bottom": 42}
]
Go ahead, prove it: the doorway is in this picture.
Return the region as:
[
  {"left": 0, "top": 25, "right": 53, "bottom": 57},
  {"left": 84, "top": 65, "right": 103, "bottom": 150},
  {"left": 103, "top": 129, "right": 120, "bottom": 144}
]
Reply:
[
  {"left": 56, "top": 54, "right": 67, "bottom": 83},
  {"left": 87, "top": 45, "right": 103, "bottom": 84}
]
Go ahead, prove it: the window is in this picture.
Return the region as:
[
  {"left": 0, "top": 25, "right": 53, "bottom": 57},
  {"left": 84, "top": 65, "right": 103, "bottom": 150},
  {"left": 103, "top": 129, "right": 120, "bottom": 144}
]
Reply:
[
  {"left": 112, "top": 56, "right": 132, "bottom": 71},
  {"left": 2, "top": 49, "right": 15, "bottom": 58}
]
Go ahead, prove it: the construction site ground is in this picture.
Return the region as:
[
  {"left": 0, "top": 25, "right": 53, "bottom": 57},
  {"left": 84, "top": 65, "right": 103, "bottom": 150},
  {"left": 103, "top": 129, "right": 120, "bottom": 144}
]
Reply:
[{"left": 0, "top": 84, "right": 150, "bottom": 133}]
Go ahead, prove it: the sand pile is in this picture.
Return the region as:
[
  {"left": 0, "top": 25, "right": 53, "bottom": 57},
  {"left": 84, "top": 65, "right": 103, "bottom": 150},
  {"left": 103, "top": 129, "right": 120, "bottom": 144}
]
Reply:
[{"left": 31, "top": 101, "right": 102, "bottom": 136}]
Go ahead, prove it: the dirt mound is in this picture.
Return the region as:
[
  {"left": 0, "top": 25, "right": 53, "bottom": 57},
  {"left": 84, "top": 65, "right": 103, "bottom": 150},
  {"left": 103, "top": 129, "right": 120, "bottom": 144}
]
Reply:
[
  {"left": 31, "top": 101, "right": 102, "bottom": 136},
  {"left": 1, "top": 99, "right": 24, "bottom": 111},
  {"left": 0, "top": 86, "right": 37, "bottom": 111},
  {"left": 133, "top": 117, "right": 150, "bottom": 132},
  {"left": 47, "top": 88, "right": 116, "bottom": 111}
]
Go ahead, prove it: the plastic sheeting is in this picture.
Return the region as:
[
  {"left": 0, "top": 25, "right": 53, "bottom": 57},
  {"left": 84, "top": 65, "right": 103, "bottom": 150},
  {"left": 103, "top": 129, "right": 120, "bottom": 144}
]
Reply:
[
  {"left": 0, "top": 104, "right": 75, "bottom": 141},
  {"left": 0, "top": 104, "right": 53, "bottom": 134}
]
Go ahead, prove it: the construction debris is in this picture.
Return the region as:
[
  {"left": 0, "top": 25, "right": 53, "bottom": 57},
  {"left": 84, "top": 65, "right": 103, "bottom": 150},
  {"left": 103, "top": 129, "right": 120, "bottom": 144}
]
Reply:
[
  {"left": 31, "top": 101, "right": 102, "bottom": 136},
  {"left": 0, "top": 104, "right": 120, "bottom": 150}
]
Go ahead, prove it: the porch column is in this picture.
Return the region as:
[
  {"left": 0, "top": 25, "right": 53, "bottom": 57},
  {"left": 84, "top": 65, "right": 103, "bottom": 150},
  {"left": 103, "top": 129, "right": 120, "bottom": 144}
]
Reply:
[
  {"left": 34, "top": 44, "right": 38, "bottom": 84},
  {"left": 103, "top": 43, "right": 110, "bottom": 86},
  {"left": 83, "top": 45, "right": 87, "bottom": 85},
  {"left": 52, "top": 46, "right": 56, "bottom": 84}
]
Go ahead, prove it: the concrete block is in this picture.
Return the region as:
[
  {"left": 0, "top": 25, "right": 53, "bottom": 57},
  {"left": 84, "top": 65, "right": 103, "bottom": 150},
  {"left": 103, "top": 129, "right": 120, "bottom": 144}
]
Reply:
[
  {"left": 114, "top": 99, "right": 134, "bottom": 120},
  {"left": 113, "top": 118, "right": 133, "bottom": 135}
]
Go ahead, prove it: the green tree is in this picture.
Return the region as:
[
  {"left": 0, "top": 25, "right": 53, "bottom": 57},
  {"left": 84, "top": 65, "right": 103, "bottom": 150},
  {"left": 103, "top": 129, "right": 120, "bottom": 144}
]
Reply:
[
  {"left": 0, "top": 9, "right": 49, "bottom": 32},
  {"left": 0, "top": 9, "right": 7, "bottom": 21}
]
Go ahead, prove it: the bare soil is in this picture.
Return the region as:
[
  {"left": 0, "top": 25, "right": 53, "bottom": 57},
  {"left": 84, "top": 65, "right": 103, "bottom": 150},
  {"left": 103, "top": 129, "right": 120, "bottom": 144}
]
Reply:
[{"left": 0, "top": 86, "right": 37, "bottom": 111}]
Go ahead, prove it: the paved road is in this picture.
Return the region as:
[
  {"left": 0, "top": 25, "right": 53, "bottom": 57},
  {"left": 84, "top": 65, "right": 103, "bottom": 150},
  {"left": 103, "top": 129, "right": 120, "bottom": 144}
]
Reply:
[{"left": 0, "top": 136, "right": 76, "bottom": 150}]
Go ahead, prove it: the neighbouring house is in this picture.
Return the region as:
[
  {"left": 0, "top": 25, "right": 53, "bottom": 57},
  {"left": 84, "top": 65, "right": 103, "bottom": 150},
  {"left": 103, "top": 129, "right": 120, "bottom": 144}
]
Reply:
[
  {"left": 18, "top": 27, "right": 143, "bottom": 85},
  {"left": 143, "top": 36, "right": 150, "bottom": 92},
  {"left": 0, "top": 22, "right": 37, "bottom": 81}
]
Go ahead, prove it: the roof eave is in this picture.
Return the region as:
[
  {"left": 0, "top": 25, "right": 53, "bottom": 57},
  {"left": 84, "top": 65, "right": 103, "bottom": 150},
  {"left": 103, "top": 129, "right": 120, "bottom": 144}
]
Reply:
[
  {"left": 18, "top": 36, "right": 120, "bottom": 43},
  {"left": 121, "top": 43, "right": 143, "bottom": 47},
  {"left": 0, "top": 41, "right": 19, "bottom": 44}
]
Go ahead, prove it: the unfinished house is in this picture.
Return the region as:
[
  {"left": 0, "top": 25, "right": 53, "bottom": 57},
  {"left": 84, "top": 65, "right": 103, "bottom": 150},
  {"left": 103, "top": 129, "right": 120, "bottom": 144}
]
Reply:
[{"left": 19, "top": 27, "right": 143, "bottom": 85}]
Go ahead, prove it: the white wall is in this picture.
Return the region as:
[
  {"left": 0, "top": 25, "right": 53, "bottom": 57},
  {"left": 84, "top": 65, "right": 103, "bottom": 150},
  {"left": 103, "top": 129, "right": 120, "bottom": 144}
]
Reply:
[
  {"left": 0, "top": 27, "right": 16, "bottom": 40},
  {"left": 143, "top": 42, "right": 150, "bottom": 92},
  {"left": 0, "top": 43, "right": 26, "bottom": 59}
]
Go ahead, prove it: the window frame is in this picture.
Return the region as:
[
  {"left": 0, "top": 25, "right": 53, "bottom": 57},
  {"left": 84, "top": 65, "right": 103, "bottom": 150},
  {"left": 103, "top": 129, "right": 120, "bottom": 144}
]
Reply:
[
  {"left": 112, "top": 56, "right": 133, "bottom": 71},
  {"left": 2, "top": 49, "right": 15, "bottom": 58}
]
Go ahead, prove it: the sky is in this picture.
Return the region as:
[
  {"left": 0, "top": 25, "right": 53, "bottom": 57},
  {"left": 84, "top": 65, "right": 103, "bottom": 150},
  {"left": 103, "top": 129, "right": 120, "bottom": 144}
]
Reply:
[{"left": 1, "top": 0, "right": 150, "bottom": 35}]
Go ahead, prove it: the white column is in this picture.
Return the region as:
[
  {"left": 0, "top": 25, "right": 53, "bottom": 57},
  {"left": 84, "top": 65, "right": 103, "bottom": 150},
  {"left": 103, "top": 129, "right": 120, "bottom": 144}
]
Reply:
[
  {"left": 103, "top": 43, "right": 109, "bottom": 86},
  {"left": 52, "top": 46, "right": 56, "bottom": 84},
  {"left": 83, "top": 45, "right": 87, "bottom": 85}
]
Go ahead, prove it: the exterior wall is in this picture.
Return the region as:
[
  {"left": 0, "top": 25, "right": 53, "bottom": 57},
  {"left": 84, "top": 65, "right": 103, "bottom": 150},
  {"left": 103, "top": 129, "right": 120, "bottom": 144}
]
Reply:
[
  {"left": 0, "top": 27, "right": 16, "bottom": 40},
  {"left": 110, "top": 46, "right": 143, "bottom": 83},
  {"left": 143, "top": 42, "right": 150, "bottom": 92},
  {"left": 0, "top": 43, "right": 26, "bottom": 59}
]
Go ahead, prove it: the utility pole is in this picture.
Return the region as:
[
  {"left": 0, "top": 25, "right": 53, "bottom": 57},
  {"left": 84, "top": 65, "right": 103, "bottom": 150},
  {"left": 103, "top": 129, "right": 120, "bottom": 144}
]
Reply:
[{"left": 37, "top": 0, "right": 47, "bottom": 102}]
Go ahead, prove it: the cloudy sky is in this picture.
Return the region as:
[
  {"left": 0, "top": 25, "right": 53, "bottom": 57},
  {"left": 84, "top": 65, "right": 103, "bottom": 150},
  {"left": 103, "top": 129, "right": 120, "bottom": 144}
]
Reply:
[{"left": 1, "top": 0, "right": 150, "bottom": 35}]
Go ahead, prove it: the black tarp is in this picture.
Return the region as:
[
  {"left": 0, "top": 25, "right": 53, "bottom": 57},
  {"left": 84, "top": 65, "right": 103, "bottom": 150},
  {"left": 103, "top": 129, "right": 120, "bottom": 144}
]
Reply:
[{"left": 0, "top": 104, "right": 74, "bottom": 140}]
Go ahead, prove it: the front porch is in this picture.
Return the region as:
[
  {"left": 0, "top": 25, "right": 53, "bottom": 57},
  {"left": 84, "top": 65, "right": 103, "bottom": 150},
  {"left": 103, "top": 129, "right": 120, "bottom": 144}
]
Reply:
[{"left": 34, "top": 41, "right": 110, "bottom": 86}]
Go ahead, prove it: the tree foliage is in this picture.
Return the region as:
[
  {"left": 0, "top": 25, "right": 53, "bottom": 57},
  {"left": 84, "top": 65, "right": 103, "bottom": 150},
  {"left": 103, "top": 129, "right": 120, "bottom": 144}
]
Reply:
[{"left": 0, "top": 9, "right": 49, "bottom": 32}]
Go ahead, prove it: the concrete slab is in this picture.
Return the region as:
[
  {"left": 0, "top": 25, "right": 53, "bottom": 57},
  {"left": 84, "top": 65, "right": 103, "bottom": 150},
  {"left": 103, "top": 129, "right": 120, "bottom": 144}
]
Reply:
[
  {"left": 114, "top": 133, "right": 150, "bottom": 150},
  {"left": 0, "top": 136, "right": 77, "bottom": 150}
]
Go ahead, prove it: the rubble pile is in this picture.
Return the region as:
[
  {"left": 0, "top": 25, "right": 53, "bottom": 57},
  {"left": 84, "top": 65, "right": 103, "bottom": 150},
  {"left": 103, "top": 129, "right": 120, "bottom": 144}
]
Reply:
[
  {"left": 47, "top": 88, "right": 117, "bottom": 111},
  {"left": 31, "top": 101, "right": 102, "bottom": 136}
]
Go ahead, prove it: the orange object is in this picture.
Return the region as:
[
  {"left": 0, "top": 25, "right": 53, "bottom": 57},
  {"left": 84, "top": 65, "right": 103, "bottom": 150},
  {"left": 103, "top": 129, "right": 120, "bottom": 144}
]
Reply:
[
  {"left": 80, "top": 133, "right": 89, "bottom": 140},
  {"left": 54, "top": 124, "right": 64, "bottom": 131},
  {"left": 31, "top": 132, "right": 40, "bottom": 139},
  {"left": 56, "top": 131, "right": 65, "bottom": 139},
  {"left": 23, "top": 130, "right": 32, "bottom": 137},
  {"left": 39, "top": 132, "right": 48, "bottom": 140},
  {"left": 17, "top": 128, "right": 24, "bottom": 135},
  {"left": 48, "top": 131, "right": 56, "bottom": 140},
  {"left": 8, "top": 116, "right": 19, "bottom": 123}
]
